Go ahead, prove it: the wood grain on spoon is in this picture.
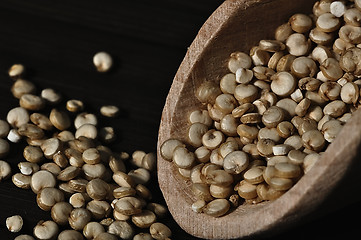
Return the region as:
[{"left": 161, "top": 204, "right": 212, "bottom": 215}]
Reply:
[{"left": 157, "top": 0, "right": 361, "bottom": 239}]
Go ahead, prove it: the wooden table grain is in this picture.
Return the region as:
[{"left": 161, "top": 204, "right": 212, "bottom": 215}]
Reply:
[{"left": 0, "top": 1, "right": 359, "bottom": 239}]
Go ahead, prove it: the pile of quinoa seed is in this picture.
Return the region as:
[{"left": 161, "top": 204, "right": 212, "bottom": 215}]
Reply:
[
  {"left": 161, "top": 0, "right": 361, "bottom": 218},
  {"left": 0, "top": 53, "right": 172, "bottom": 240}
]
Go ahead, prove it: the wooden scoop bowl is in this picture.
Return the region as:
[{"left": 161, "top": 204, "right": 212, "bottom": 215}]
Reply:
[{"left": 157, "top": 0, "right": 361, "bottom": 238}]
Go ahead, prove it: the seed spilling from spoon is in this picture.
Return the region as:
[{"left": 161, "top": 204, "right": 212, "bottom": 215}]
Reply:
[{"left": 0, "top": 57, "right": 172, "bottom": 238}]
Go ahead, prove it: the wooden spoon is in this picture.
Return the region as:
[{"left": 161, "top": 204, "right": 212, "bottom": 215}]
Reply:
[{"left": 157, "top": 0, "right": 361, "bottom": 239}]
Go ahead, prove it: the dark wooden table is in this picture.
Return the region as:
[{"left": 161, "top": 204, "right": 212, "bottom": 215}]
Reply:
[{"left": 0, "top": 1, "right": 360, "bottom": 239}]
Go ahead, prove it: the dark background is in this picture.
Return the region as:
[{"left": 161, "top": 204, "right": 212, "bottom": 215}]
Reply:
[{"left": 0, "top": 0, "right": 359, "bottom": 239}]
